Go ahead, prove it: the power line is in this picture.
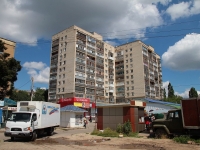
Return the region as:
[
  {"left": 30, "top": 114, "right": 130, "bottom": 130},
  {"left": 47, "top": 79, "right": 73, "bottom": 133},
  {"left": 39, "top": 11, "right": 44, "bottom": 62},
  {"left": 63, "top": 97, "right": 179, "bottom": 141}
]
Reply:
[{"left": 17, "top": 80, "right": 31, "bottom": 89}]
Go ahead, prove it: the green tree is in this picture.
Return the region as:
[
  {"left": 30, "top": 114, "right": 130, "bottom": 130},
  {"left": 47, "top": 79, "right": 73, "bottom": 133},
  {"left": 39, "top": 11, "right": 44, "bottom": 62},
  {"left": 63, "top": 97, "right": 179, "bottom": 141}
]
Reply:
[
  {"left": 189, "top": 87, "right": 198, "bottom": 98},
  {"left": 0, "top": 40, "right": 22, "bottom": 100},
  {"left": 10, "top": 89, "right": 30, "bottom": 101},
  {"left": 32, "top": 88, "right": 46, "bottom": 101},
  {"left": 163, "top": 88, "right": 166, "bottom": 100},
  {"left": 43, "top": 89, "right": 48, "bottom": 102},
  {"left": 168, "top": 83, "right": 174, "bottom": 98}
]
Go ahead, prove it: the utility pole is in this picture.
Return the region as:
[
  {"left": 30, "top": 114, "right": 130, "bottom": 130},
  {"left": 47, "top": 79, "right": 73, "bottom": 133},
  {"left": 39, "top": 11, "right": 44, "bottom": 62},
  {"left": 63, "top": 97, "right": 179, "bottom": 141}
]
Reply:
[{"left": 30, "top": 77, "right": 34, "bottom": 101}]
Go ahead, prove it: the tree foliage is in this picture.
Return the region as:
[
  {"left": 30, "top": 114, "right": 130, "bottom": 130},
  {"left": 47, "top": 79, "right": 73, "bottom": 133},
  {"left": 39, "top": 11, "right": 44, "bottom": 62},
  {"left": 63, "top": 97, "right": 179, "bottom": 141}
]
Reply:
[
  {"left": 10, "top": 89, "right": 30, "bottom": 101},
  {"left": 189, "top": 87, "right": 198, "bottom": 98},
  {"left": 163, "top": 88, "right": 166, "bottom": 100},
  {"left": 168, "top": 82, "right": 175, "bottom": 98},
  {"left": 32, "top": 88, "right": 48, "bottom": 101},
  {"left": 0, "top": 40, "right": 22, "bottom": 100}
]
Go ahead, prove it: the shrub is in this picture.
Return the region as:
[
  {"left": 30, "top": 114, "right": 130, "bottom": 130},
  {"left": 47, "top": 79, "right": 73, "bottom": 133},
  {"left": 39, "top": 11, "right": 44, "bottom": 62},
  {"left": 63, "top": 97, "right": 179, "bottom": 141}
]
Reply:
[
  {"left": 123, "top": 120, "right": 132, "bottom": 135},
  {"left": 101, "top": 128, "right": 118, "bottom": 137},
  {"left": 116, "top": 123, "right": 123, "bottom": 133},
  {"left": 173, "top": 135, "right": 191, "bottom": 144},
  {"left": 91, "top": 129, "right": 101, "bottom": 135}
]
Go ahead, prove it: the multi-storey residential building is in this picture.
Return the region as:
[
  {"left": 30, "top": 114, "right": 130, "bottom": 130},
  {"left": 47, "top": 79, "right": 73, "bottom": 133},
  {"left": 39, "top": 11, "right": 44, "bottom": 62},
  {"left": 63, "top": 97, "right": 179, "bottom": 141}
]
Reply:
[
  {"left": 48, "top": 26, "right": 162, "bottom": 104},
  {"left": 0, "top": 37, "right": 15, "bottom": 58}
]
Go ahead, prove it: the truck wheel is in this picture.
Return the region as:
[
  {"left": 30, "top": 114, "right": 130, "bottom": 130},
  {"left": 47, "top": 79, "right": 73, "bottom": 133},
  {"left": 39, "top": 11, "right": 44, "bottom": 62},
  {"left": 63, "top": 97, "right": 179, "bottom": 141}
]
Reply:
[
  {"left": 155, "top": 129, "right": 167, "bottom": 139},
  {"left": 30, "top": 131, "right": 37, "bottom": 141},
  {"left": 11, "top": 137, "right": 14, "bottom": 141},
  {"left": 47, "top": 127, "right": 54, "bottom": 136}
]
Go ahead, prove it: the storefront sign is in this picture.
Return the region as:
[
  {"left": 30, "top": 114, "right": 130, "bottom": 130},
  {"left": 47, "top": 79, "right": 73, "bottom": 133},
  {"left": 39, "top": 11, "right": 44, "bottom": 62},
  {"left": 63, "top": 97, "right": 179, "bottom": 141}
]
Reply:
[
  {"left": 74, "top": 102, "right": 82, "bottom": 107},
  {"left": 58, "top": 97, "right": 90, "bottom": 108},
  {"left": 8, "top": 107, "right": 17, "bottom": 111}
]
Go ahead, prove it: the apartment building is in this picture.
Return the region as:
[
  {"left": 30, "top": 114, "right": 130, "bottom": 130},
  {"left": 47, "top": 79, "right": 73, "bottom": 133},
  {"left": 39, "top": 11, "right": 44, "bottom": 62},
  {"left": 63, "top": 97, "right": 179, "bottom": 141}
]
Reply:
[
  {"left": 0, "top": 37, "right": 15, "bottom": 58},
  {"left": 48, "top": 25, "right": 162, "bottom": 104}
]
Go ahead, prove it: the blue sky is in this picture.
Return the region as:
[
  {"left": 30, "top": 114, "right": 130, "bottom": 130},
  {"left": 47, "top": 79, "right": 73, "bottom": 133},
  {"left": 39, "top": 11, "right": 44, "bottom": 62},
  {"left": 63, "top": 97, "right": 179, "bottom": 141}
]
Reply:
[{"left": 1, "top": 0, "right": 200, "bottom": 98}]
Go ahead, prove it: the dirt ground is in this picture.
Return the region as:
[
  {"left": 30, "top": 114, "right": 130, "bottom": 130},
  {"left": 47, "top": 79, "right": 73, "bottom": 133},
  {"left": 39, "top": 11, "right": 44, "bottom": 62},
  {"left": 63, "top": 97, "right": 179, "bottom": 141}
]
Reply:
[{"left": 1, "top": 132, "right": 200, "bottom": 150}]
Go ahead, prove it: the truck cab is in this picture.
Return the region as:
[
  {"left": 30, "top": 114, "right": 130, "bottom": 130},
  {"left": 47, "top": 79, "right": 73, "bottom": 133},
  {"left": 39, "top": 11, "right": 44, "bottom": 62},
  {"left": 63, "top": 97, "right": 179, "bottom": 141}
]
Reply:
[
  {"left": 152, "top": 109, "right": 184, "bottom": 137},
  {"left": 5, "top": 111, "right": 38, "bottom": 141}
]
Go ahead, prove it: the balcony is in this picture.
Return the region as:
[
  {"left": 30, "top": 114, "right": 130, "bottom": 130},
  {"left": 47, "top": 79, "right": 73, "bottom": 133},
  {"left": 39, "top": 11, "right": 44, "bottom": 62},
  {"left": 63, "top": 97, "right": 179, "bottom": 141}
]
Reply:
[
  {"left": 75, "top": 68, "right": 85, "bottom": 73},
  {"left": 50, "top": 76, "right": 57, "bottom": 80},
  {"left": 96, "top": 78, "right": 104, "bottom": 82},
  {"left": 75, "top": 82, "right": 85, "bottom": 87},
  {"left": 50, "top": 65, "right": 57, "bottom": 68},
  {"left": 96, "top": 53, "right": 104, "bottom": 58},
  {"left": 115, "top": 56, "right": 124, "bottom": 62}
]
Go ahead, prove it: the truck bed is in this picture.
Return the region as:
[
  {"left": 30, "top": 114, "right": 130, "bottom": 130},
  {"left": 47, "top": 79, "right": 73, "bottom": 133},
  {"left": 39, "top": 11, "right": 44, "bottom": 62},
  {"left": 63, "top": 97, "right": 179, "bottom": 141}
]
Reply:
[{"left": 181, "top": 98, "right": 200, "bottom": 129}]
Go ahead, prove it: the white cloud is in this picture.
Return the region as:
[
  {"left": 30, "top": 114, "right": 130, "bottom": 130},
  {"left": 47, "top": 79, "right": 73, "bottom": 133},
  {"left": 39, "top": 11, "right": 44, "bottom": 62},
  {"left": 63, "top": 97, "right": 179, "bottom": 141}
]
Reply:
[
  {"left": 162, "top": 81, "right": 169, "bottom": 96},
  {"left": 23, "top": 62, "right": 49, "bottom": 83},
  {"left": 0, "top": 0, "right": 166, "bottom": 44},
  {"left": 166, "top": 0, "right": 200, "bottom": 20},
  {"left": 175, "top": 89, "right": 200, "bottom": 98},
  {"left": 162, "top": 33, "right": 200, "bottom": 71}
]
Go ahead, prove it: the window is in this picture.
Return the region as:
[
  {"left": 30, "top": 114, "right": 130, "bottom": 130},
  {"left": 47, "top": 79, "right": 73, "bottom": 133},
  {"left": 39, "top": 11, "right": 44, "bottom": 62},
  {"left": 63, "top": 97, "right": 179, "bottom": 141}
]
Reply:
[
  {"left": 127, "top": 93, "right": 129, "bottom": 96},
  {"left": 105, "top": 81, "right": 108, "bottom": 84},
  {"left": 126, "top": 65, "right": 128, "bottom": 68},
  {"left": 130, "top": 48, "right": 132, "bottom": 51},
  {"left": 63, "top": 74, "right": 65, "bottom": 78},
  {"left": 125, "top": 50, "right": 128, "bottom": 52},
  {"left": 130, "top": 53, "right": 132, "bottom": 57},
  {"left": 59, "top": 68, "right": 62, "bottom": 72},
  {"left": 131, "top": 80, "right": 134, "bottom": 84},
  {"left": 131, "top": 75, "right": 133, "bottom": 79},
  {"left": 132, "top": 86, "right": 134, "bottom": 90},
  {"left": 105, "top": 64, "right": 108, "bottom": 67},
  {"left": 127, "top": 87, "right": 129, "bottom": 90},
  {"left": 32, "top": 114, "right": 37, "bottom": 121},
  {"left": 126, "top": 60, "right": 128, "bottom": 63},
  {"left": 175, "top": 112, "right": 179, "bottom": 118},
  {"left": 126, "top": 76, "right": 129, "bottom": 79},
  {"left": 130, "top": 64, "right": 133, "bottom": 68},
  {"left": 63, "top": 67, "right": 65, "bottom": 71},
  {"left": 59, "top": 75, "right": 61, "bottom": 79},
  {"left": 132, "top": 92, "right": 134, "bottom": 96},
  {"left": 58, "top": 81, "right": 61, "bottom": 85},
  {"left": 59, "top": 62, "right": 62, "bottom": 66},
  {"left": 65, "top": 35, "right": 67, "bottom": 39},
  {"left": 58, "top": 88, "right": 60, "bottom": 93},
  {"left": 126, "top": 70, "right": 128, "bottom": 74},
  {"left": 61, "top": 37, "right": 63, "bottom": 41},
  {"left": 62, "top": 88, "right": 64, "bottom": 92},
  {"left": 106, "top": 93, "right": 108, "bottom": 96},
  {"left": 131, "top": 69, "right": 133, "bottom": 73},
  {"left": 127, "top": 81, "right": 129, "bottom": 84},
  {"left": 130, "top": 58, "right": 132, "bottom": 62},
  {"left": 126, "top": 55, "right": 128, "bottom": 58},
  {"left": 63, "top": 61, "right": 66, "bottom": 65}
]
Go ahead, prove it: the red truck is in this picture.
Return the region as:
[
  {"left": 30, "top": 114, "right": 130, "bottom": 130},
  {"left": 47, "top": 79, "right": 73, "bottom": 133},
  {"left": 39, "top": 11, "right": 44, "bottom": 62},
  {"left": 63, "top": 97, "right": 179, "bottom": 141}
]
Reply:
[{"left": 151, "top": 98, "right": 200, "bottom": 138}]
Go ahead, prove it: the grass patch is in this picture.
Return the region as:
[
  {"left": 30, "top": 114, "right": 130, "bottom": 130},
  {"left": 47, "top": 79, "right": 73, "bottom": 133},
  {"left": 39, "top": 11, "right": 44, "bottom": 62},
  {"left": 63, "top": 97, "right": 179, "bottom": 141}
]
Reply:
[
  {"left": 91, "top": 128, "right": 139, "bottom": 138},
  {"left": 173, "top": 135, "right": 200, "bottom": 144},
  {"left": 173, "top": 135, "right": 191, "bottom": 144}
]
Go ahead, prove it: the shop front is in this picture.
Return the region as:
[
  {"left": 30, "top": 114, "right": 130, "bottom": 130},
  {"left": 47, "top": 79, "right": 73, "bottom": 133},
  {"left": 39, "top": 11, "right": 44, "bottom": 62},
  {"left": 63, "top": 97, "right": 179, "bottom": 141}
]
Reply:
[{"left": 58, "top": 97, "right": 96, "bottom": 121}]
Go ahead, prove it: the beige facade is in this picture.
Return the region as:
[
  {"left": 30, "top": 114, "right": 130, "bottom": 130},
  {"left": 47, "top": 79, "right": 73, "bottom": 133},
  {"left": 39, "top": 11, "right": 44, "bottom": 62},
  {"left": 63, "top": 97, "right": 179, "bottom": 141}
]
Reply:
[
  {"left": 0, "top": 37, "right": 16, "bottom": 58},
  {"left": 48, "top": 26, "right": 163, "bottom": 103}
]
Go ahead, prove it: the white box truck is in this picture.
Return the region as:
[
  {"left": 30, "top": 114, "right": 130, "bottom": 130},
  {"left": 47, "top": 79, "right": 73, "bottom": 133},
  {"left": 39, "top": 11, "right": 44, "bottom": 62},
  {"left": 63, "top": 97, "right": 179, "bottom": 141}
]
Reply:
[{"left": 4, "top": 101, "right": 60, "bottom": 141}]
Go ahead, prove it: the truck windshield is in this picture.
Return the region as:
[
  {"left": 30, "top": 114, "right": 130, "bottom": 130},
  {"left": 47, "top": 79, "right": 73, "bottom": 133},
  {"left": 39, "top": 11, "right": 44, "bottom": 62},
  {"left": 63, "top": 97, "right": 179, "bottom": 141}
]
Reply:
[{"left": 9, "top": 113, "right": 31, "bottom": 122}]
